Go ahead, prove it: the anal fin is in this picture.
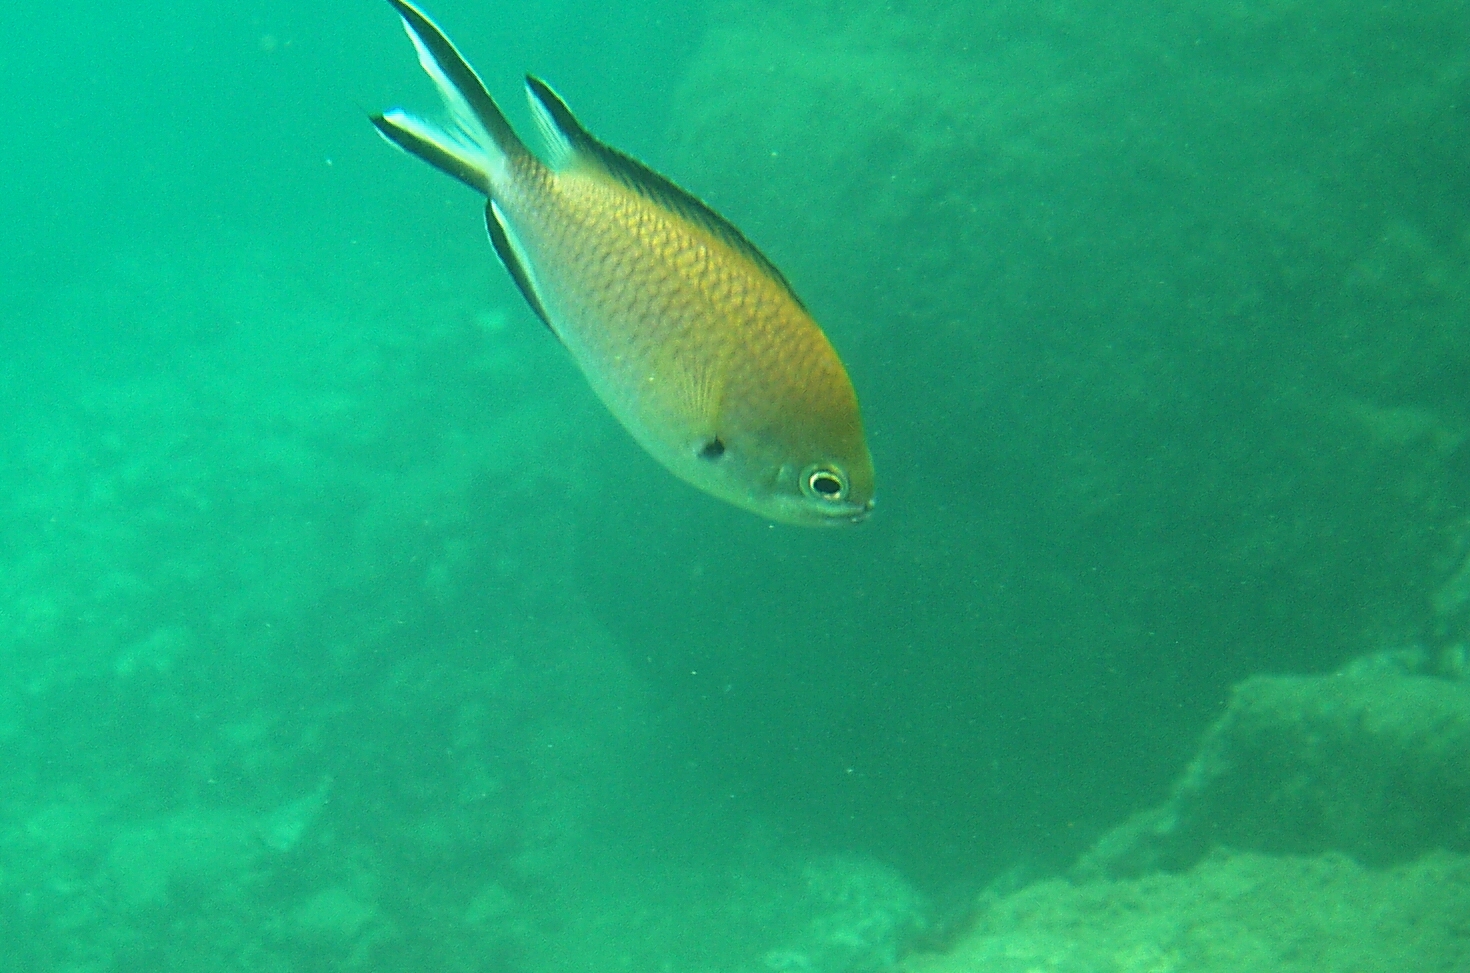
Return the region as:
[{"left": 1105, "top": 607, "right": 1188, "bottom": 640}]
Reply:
[{"left": 484, "top": 202, "right": 557, "bottom": 339}]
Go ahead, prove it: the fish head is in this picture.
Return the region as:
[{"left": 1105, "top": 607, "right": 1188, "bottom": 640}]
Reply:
[
  {"left": 679, "top": 324, "right": 876, "bottom": 527},
  {"left": 693, "top": 406, "right": 875, "bottom": 528}
]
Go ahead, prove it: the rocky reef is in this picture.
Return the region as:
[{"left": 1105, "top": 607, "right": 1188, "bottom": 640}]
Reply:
[{"left": 2, "top": 0, "right": 1468, "bottom": 969}]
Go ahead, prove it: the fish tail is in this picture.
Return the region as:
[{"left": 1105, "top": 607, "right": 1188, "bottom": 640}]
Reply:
[{"left": 371, "top": 0, "right": 527, "bottom": 196}]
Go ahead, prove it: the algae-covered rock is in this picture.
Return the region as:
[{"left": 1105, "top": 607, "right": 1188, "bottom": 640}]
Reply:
[
  {"left": 776, "top": 854, "right": 928, "bottom": 973},
  {"left": 1076, "top": 668, "right": 1470, "bottom": 878},
  {"left": 905, "top": 851, "right": 1470, "bottom": 973}
]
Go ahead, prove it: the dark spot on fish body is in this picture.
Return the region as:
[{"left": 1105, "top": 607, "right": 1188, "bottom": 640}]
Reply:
[{"left": 698, "top": 437, "right": 726, "bottom": 460}]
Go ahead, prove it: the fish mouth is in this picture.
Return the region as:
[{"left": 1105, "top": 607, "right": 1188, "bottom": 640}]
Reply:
[{"left": 846, "top": 497, "right": 876, "bottom": 524}]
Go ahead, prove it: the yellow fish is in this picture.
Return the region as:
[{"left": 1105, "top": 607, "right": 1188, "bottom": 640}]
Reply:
[{"left": 372, "top": 0, "right": 874, "bottom": 526}]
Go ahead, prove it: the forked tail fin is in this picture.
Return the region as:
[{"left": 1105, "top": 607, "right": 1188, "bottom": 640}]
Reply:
[{"left": 371, "top": 0, "right": 527, "bottom": 196}]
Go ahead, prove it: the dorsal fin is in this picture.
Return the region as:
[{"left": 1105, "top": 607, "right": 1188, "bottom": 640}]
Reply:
[{"left": 523, "top": 76, "right": 808, "bottom": 311}]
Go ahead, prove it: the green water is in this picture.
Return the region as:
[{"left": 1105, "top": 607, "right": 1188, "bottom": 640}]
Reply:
[{"left": 2, "top": 0, "right": 1467, "bottom": 970}]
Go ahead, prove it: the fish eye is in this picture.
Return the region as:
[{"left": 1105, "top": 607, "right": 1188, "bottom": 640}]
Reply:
[{"left": 801, "top": 465, "right": 848, "bottom": 503}]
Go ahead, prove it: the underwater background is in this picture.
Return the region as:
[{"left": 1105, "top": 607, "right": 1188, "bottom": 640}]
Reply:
[{"left": 3, "top": 0, "right": 1469, "bottom": 970}]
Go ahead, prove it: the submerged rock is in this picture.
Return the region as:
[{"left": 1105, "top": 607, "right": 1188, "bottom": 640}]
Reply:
[
  {"left": 902, "top": 657, "right": 1470, "bottom": 972},
  {"left": 1074, "top": 666, "right": 1470, "bottom": 879},
  {"left": 904, "top": 851, "right": 1470, "bottom": 973}
]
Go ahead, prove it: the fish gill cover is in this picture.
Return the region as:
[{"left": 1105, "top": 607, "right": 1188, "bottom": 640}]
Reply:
[{"left": 0, "top": 0, "right": 1466, "bottom": 970}]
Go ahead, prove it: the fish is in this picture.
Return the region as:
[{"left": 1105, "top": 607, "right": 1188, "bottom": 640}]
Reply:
[{"left": 372, "top": 0, "right": 874, "bottom": 526}]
